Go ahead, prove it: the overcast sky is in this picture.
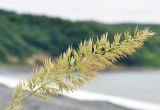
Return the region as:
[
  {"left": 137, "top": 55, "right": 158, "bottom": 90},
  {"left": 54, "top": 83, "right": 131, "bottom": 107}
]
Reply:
[{"left": 0, "top": 0, "right": 159, "bottom": 23}]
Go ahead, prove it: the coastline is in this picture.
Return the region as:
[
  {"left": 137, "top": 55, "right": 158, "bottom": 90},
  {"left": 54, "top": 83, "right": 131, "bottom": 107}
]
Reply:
[
  {"left": 0, "top": 84, "right": 132, "bottom": 110},
  {"left": 1, "top": 65, "right": 160, "bottom": 110},
  {"left": 1, "top": 83, "right": 160, "bottom": 110}
]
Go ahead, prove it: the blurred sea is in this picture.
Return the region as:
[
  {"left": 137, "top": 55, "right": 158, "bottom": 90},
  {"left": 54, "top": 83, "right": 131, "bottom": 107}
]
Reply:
[{"left": 0, "top": 68, "right": 160, "bottom": 109}]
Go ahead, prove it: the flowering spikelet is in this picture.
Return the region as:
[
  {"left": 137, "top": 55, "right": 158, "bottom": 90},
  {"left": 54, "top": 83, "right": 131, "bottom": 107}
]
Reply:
[{"left": 6, "top": 28, "right": 155, "bottom": 110}]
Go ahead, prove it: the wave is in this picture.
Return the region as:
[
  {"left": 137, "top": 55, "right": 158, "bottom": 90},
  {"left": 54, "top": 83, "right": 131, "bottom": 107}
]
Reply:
[
  {"left": 62, "top": 91, "right": 160, "bottom": 110},
  {"left": 0, "top": 76, "right": 20, "bottom": 88}
]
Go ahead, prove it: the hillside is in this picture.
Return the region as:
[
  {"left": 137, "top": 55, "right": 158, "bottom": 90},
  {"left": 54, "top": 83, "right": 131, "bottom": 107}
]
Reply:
[{"left": 0, "top": 9, "right": 159, "bottom": 67}]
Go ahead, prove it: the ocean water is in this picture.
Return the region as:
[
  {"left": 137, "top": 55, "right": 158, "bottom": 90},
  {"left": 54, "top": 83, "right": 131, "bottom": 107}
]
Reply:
[
  {"left": 83, "top": 70, "right": 160, "bottom": 104},
  {"left": 0, "top": 68, "right": 160, "bottom": 109}
]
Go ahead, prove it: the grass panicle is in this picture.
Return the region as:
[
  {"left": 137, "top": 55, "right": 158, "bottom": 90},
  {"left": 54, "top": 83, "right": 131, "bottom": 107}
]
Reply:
[{"left": 6, "top": 28, "right": 155, "bottom": 110}]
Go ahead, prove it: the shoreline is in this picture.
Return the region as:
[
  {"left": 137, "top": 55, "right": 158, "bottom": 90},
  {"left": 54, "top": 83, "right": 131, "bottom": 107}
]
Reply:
[
  {"left": 0, "top": 84, "right": 132, "bottom": 110},
  {"left": 1, "top": 82, "right": 160, "bottom": 110},
  {"left": 1, "top": 65, "right": 160, "bottom": 110}
]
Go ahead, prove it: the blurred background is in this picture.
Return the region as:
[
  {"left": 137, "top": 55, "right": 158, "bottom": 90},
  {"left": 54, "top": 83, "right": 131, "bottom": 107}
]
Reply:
[{"left": 0, "top": 0, "right": 160, "bottom": 110}]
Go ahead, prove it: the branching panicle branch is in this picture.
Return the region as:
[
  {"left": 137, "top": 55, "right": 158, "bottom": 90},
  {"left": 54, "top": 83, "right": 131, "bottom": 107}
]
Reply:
[{"left": 6, "top": 28, "right": 155, "bottom": 110}]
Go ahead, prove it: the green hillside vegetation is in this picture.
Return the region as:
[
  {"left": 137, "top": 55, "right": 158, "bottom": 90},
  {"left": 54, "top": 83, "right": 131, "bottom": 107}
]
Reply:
[{"left": 0, "top": 9, "right": 159, "bottom": 67}]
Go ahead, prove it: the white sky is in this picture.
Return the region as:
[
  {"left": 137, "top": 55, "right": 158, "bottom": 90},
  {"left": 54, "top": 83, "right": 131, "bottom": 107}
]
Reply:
[{"left": 0, "top": 0, "right": 159, "bottom": 23}]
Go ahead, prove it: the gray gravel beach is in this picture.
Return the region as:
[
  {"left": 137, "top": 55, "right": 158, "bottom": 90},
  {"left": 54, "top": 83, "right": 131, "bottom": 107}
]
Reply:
[{"left": 0, "top": 84, "right": 132, "bottom": 110}]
